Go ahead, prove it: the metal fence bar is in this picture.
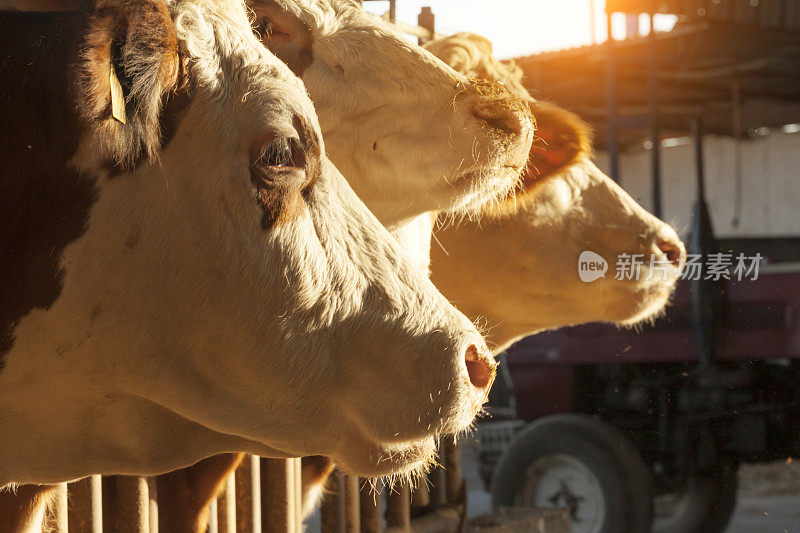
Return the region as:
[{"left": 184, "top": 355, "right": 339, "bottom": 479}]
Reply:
[
  {"left": 51, "top": 483, "right": 68, "bottom": 532},
  {"left": 235, "top": 455, "right": 261, "bottom": 533},
  {"left": 429, "top": 442, "right": 447, "bottom": 507},
  {"left": 147, "top": 477, "right": 158, "bottom": 533},
  {"left": 320, "top": 470, "right": 345, "bottom": 533},
  {"left": 261, "top": 458, "right": 302, "bottom": 533},
  {"left": 68, "top": 475, "right": 103, "bottom": 533},
  {"left": 358, "top": 479, "right": 382, "bottom": 533},
  {"left": 444, "top": 438, "right": 462, "bottom": 505},
  {"left": 217, "top": 472, "right": 237, "bottom": 533},
  {"left": 102, "top": 476, "right": 150, "bottom": 532},
  {"left": 343, "top": 475, "right": 360, "bottom": 533},
  {"left": 411, "top": 480, "right": 430, "bottom": 509},
  {"left": 384, "top": 481, "right": 409, "bottom": 529},
  {"left": 208, "top": 498, "right": 219, "bottom": 533}
]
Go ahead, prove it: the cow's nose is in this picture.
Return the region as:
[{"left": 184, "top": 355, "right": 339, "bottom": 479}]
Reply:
[
  {"left": 657, "top": 237, "right": 686, "bottom": 268},
  {"left": 472, "top": 97, "right": 528, "bottom": 136},
  {"left": 464, "top": 343, "right": 496, "bottom": 390}
]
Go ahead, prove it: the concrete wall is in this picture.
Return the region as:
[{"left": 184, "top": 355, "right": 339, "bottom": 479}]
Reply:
[{"left": 594, "top": 130, "right": 800, "bottom": 239}]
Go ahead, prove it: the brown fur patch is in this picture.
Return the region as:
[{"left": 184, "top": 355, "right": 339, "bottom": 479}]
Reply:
[
  {"left": 523, "top": 101, "right": 593, "bottom": 189},
  {"left": 252, "top": 114, "right": 322, "bottom": 227},
  {"left": 483, "top": 101, "right": 593, "bottom": 217},
  {"left": 75, "top": 0, "right": 181, "bottom": 171}
]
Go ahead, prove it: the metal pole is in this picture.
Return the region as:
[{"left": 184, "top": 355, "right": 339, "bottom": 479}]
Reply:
[
  {"left": 261, "top": 457, "right": 302, "bottom": 533},
  {"left": 732, "top": 82, "right": 743, "bottom": 227},
  {"left": 321, "top": 470, "right": 346, "bottom": 533},
  {"left": 385, "top": 482, "right": 411, "bottom": 529},
  {"left": 388, "top": 0, "right": 396, "bottom": 22},
  {"left": 235, "top": 455, "right": 261, "bottom": 533},
  {"left": 68, "top": 476, "right": 103, "bottom": 533},
  {"left": 605, "top": 12, "right": 620, "bottom": 182},
  {"left": 417, "top": 6, "right": 435, "bottom": 46},
  {"left": 102, "top": 476, "right": 150, "bottom": 533},
  {"left": 344, "top": 475, "right": 361, "bottom": 533},
  {"left": 689, "top": 118, "right": 717, "bottom": 373},
  {"left": 648, "top": 12, "right": 662, "bottom": 218},
  {"left": 444, "top": 437, "right": 463, "bottom": 505},
  {"left": 359, "top": 479, "right": 383, "bottom": 533}
]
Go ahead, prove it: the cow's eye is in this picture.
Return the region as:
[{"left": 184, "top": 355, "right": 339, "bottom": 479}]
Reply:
[{"left": 252, "top": 137, "right": 303, "bottom": 170}]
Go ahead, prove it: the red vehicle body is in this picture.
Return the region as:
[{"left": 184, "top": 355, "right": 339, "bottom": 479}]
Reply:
[{"left": 488, "top": 238, "right": 800, "bottom": 532}]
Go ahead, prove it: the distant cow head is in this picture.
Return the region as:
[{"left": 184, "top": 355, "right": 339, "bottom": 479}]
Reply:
[
  {"left": 0, "top": 0, "right": 495, "bottom": 484},
  {"left": 426, "top": 34, "right": 685, "bottom": 349},
  {"left": 247, "top": 0, "right": 534, "bottom": 228}
]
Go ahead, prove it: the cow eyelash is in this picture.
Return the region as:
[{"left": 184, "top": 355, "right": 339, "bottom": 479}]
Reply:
[
  {"left": 254, "top": 19, "right": 273, "bottom": 38},
  {"left": 253, "top": 137, "right": 302, "bottom": 169}
]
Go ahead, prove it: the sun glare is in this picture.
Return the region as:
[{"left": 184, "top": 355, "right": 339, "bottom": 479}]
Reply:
[{"left": 364, "top": 0, "right": 677, "bottom": 58}]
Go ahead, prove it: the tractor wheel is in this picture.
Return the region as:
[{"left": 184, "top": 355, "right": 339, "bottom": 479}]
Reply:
[
  {"left": 491, "top": 414, "right": 653, "bottom": 533},
  {"left": 653, "top": 463, "right": 738, "bottom": 533}
]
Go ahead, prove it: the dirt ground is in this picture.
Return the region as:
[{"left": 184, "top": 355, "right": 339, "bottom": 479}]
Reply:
[{"left": 727, "top": 461, "right": 800, "bottom": 532}]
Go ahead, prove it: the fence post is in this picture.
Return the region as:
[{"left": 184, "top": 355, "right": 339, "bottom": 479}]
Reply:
[
  {"left": 68, "top": 475, "right": 103, "bottom": 533},
  {"left": 320, "top": 469, "right": 345, "bottom": 533},
  {"left": 444, "top": 438, "right": 463, "bottom": 505},
  {"left": 102, "top": 476, "right": 150, "bottom": 532},
  {"left": 207, "top": 499, "right": 219, "bottom": 533},
  {"left": 344, "top": 475, "right": 360, "bottom": 533},
  {"left": 147, "top": 477, "right": 158, "bottom": 533},
  {"left": 236, "top": 455, "right": 261, "bottom": 533},
  {"left": 359, "top": 479, "right": 382, "bottom": 533},
  {"left": 51, "top": 483, "right": 68, "bottom": 532},
  {"left": 417, "top": 6, "right": 435, "bottom": 45},
  {"left": 429, "top": 441, "right": 447, "bottom": 507},
  {"left": 411, "top": 481, "right": 430, "bottom": 509},
  {"left": 216, "top": 472, "right": 237, "bottom": 533},
  {"left": 261, "top": 458, "right": 303, "bottom": 533},
  {"left": 384, "top": 481, "right": 410, "bottom": 529}
]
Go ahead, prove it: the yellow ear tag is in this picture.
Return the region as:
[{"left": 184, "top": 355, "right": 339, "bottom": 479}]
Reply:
[{"left": 109, "top": 65, "right": 127, "bottom": 124}]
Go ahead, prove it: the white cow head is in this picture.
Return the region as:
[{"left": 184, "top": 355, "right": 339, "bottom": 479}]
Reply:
[
  {"left": 246, "top": 0, "right": 534, "bottom": 228},
  {"left": 0, "top": 0, "right": 495, "bottom": 484},
  {"left": 426, "top": 35, "right": 685, "bottom": 350}
]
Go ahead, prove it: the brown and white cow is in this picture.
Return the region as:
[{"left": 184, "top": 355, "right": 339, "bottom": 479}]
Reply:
[
  {"left": 425, "top": 33, "right": 685, "bottom": 350},
  {"left": 0, "top": 0, "right": 496, "bottom": 490}
]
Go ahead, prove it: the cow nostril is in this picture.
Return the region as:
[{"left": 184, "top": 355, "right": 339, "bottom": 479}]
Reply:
[
  {"left": 472, "top": 99, "right": 525, "bottom": 136},
  {"left": 464, "top": 344, "right": 495, "bottom": 389},
  {"left": 658, "top": 238, "right": 686, "bottom": 268}
]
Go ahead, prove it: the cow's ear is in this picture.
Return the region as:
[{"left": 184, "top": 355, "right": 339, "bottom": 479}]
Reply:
[
  {"left": 521, "top": 101, "right": 593, "bottom": 190},
  {"left": 74, "top": 0, "right": 182, "bottom": 172},
  {"left": 251, "top": 0, "right": 314, "bottom": 76}
]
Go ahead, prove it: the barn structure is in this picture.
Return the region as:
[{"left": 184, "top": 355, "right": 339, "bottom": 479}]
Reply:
[
  {"left": 515, "top": 0, "right": 800, "bottom": 236},
  {"left": 24, "top": 1, "right": 800, "bottom": 532}
]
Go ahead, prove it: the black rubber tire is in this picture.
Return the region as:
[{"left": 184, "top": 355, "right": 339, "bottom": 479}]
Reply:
[
  {"left": 653, "top": 463, "right": 738, "bottom": 533},
  {"left": 491, "top": 414, "right": 653, "bottom": 533}
]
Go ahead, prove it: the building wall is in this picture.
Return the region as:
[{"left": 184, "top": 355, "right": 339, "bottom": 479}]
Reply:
[{"left": 594, "top": 130, "right": 800, "bottom": 239}]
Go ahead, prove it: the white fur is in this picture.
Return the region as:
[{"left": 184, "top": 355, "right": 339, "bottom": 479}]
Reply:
[
  {"left": 250, "top": 0, "right": 534, "bottom": 230},
  {"left": 431, "top": 160, "right": 684, "bottom": 352},
  {"left": 0, "top": 0, "right": 492, "bottom": 485}
]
